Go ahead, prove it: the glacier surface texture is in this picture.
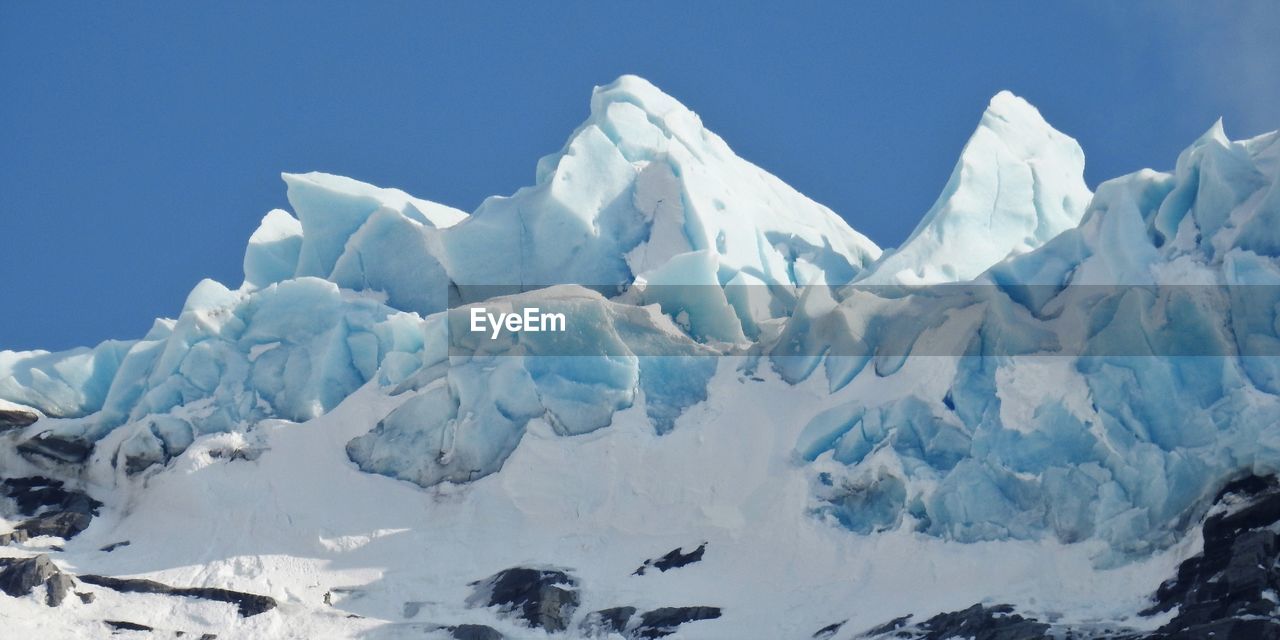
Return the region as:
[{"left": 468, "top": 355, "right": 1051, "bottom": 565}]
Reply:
[{"left": 3, "top": 74, "right": 1280, "bottom": 568}]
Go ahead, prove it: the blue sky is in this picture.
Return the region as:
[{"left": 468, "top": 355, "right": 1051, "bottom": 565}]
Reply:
[{"left": 2, "top": 2, "right": 1278, "bottom": 351}]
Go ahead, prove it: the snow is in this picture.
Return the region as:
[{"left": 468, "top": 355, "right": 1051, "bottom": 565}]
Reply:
[{"left": 0, "top": 365, "right": 1190, "bottom": 639}]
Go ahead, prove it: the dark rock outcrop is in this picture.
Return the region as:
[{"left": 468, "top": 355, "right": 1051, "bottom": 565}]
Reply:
[
  {"left": 0, "top": 554, "right": 73, "bottom": 606},
  {"left": 860, "top": 475, "right": 1280, "bottom": 640},
  {"left": 580, "top": 606, "right": 637, "bottom": 636},
  {"left": 2, "top": 476, "right": 100, "bottom": 517},
  {"left": 0, "top": 407, "right": 39, "bottom": 432},
  {"left": 105, "top": 620, "right": 153, "bottom": 632},
  {"left": 18, "top": 509, "right": 95, "bottom": 540},
  {"left": 633, "top": 543, "right": 706, "bottom": 575},
  {"left": 0, "top": 529, "right": 29, "bottom": 546},
  {"left": 580, "top": 605, "right": 722, "bottom": 638},
  {"left": 863, "top": 615, "right": 911, "bottom": 636},
  {"left": 46, "top": 572, "right": 74, "bottom": 606},
  {"left": 1143, "top": 475, "right": 1280, "bottom": 638},
  {"left": 868, "top": 604, "right": 1050, "bottom": 640},
  {"left": 449, "top": 624, "right": 504, "bottom": 640},
  {"left": 631, "top": 606, "right": 722, "bottom": 639},
  {"left": 813, "top": 619, "right": 846, "bottom": 639},
  {"left": 78, "top": 574, "right": 277, "bottom": 617},
  {"left": 17, "top": 433, "right": 93, "bottom": 463},
  {"left": 467, "top": 567, "right": 579, "bottom": 632},
  {"left": 1, "top": 476, "right": 102, "bottom": 544}
]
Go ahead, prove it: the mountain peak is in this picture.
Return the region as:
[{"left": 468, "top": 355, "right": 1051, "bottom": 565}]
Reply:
[
  {"left": 513, "top": 75, "right": 880, "bottom": 287},
  {"left": 589, "top": 74, "right": 691, "bottom": 125},
  {"left": 856, "top": 91, "right": 1091, "bottom": 285}
]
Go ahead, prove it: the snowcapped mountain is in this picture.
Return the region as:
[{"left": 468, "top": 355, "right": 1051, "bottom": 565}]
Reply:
[{"left": 2, "top": 76, "right": 1280, "bottom": 639}]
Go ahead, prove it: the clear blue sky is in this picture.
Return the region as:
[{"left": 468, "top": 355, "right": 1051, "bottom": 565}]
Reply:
[{"left": 2, "top": 2, "right": 1278, "bottom": 351}]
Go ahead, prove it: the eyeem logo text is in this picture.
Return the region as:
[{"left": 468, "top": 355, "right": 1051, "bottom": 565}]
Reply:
[{"left": 469, "top": 307, "right": 566, "bottom": 339}]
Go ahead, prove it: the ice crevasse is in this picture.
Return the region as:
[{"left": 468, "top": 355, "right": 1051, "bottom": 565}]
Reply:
[{"left": 3, "top": 75, "right": 1280, "bottom": 559}]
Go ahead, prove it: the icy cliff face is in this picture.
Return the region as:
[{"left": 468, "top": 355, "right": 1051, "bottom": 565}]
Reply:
[
  {"left": 0, "top": 76, "right": 874, "bottom": 487},
  {"left": 2, "top": 75, "right": 1279, "bottom": 564},
  {"left": 256, "top": 75, "right": 881, "bottom": 317},
  {"left": 790, "top": 125, "right": 1280, "bottom": 556}
]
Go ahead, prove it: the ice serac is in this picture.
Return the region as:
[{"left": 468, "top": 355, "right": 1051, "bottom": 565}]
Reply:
[
  {"left": 346, "top": 287, "right": 718, "bottom": 487},
  {"left": 254, "top": 76, "right": 880, "bottom": 323},
  {"left": 242, "top": 209, "right": 303, "bottom": 290},
  {"left": 448, "top": 74, "right": 881, "bottom": 299},
  {"left": 7, "top": 75, "right": 1280, "bottom": 565},
  {"left": 788, "top": 120, "right": 1280, "bottom": 557},
  {"left": 858, "top": 91, "right": 1091, "bottom": 285},
  {"left": 0, "top": 75, "right": 871, "bottom": 488}
]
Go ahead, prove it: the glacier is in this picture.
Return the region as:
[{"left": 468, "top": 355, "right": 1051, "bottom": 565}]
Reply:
[
  {"left": 855, "top": 90, "right": 1093, "bottom": 286},
  {"left": 2, "top": 72, "right": 1280, "bottom": 578},
  {"left": 791, "top": 121, "right": 1280, "bottom": 556}
]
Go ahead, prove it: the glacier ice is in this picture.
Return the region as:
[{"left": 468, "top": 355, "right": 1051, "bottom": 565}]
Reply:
[
  {"left": 4, "top": 76, "right": 853, "bottom": 485},
  {"left": 3, "top": 75, "right": 1280, "bottom": 562},
  {"left": 346, "top": 287, "right": 718, "bottom": 486},
  {"left": 857, "top": 91, "right": 1092, "bottom": 285},
  {"left": 789, "top": 125, "right": 1280, "bottom": 555}
]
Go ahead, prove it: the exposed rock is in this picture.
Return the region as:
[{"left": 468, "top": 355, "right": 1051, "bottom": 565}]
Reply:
[
  {"left": 123, "top": 450, "right": 162, "bottom": 475},
  {"left": 863, "top": 614, "right": 911, "bottom": 636},
  {"left": 18, "top": 509, "right": 94, "bottom": 539},
  {"left": 813, "top": 619, "right": 846, "bottom": 639},
  {"left": 859, "top": 475, "right": 1280, "bottom": 640},
  {"left": 631, "top": 606, "right": 722, "bottom": 638},
  {"left": 2, "top": 476, "right": 100, "bottom": 517},
  {"left": 449, "top": 624, "right": 504, "bottom": 640},
  {"left": 467, "top": 567, "right": 579, "bottom": 632},
  {"left": 1143, "top": 475, "right": 1280, "bottom": 638},
  {"left": 208, "top": 446, "right": 264, "bottom": 462},
  {"left": 1, "top": 476, "right": 102, "bottom": 544},
  {"left": 0, "top": 554, "right": 73, "bottom": 606},
  {"left": 0, "top": 530, "right": 30, "bottom": 546},
  {"left": 100, "top": 540, "right": 131, "bottom": 552},
  {"left": 76, "top": 591, "right": 95, "bottom": 604},
  {"left": 105, "top": 620, "right": 153, "bottom": 632},
  {"left": 886, "top": 604, "right": 1050, "bottom": 640},
  {"left": 402, "top": 600, "right": 425, "bottom": 618},
  {"left": 78, "top": 574, "right": 277, "bottom": 617},
  {"left": 17, "top": 433, "right": 93, "bottom": 463},
  {"left": 633, "top": 543, "right": 706, "bottom": 575},
  {"left": 0, "top": 408, "right": 39, "bottom": 432},
  {"left": 46, "top": 572, "right": 74, "bottom": 606},
  {"left": 580, "top": 606, "right": 637, "bottom": 636}
]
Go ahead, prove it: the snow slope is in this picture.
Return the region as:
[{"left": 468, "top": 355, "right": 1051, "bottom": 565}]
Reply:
[{"left": 1, "top": 364, "right": 1187, "bottom": 639}]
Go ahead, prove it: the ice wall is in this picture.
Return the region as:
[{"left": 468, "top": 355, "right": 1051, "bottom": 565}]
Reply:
[
  {"left": 788, "top": 127, "right": 1280, "bottom": 556},
  {"left": 4, "top": 76, "right": 1280, "bottom": 559}
]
